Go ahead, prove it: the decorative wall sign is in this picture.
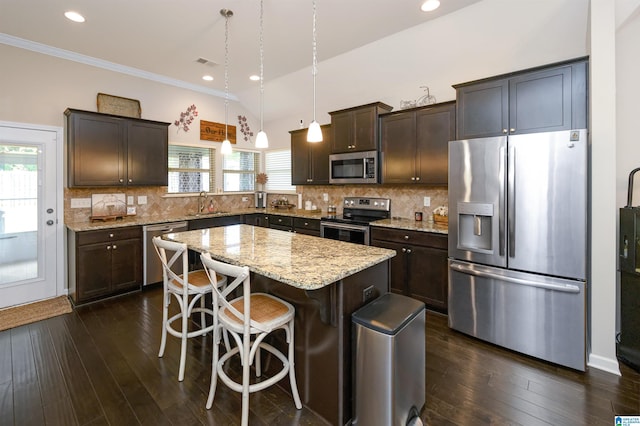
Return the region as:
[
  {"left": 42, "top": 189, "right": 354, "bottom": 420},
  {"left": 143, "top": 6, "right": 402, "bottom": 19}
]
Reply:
[
  {"left": 97, "top": 93, "right": 141, "bottom": 118},
  {"left": 91, "top": 193, "right": 126, "bottom": 219},
  {"left": 200, "top": 120, "right": 237, "bottom": 143}
]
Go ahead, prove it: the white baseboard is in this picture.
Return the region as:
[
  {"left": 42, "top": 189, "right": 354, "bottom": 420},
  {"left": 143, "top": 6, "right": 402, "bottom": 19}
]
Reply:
[{"left": 588, "top": 353, "right": 621, "bottom": 375}]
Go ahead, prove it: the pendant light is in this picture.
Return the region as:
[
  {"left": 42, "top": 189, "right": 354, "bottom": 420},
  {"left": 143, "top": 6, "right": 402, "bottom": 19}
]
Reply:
[
  {"left": 254, "top": 0, "right": 269, "bottom": 149},
  {"left": 220, "top": 9, "right": 233, "bottom": 156},
  {"left": 307, "top": 0, "right": 322, "bottom": 143}
]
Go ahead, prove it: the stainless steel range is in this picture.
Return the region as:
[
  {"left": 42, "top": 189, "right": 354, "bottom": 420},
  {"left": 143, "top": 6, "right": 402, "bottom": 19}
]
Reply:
[{"left": 320, "top": 197, "right": 390, "bottom": 245}]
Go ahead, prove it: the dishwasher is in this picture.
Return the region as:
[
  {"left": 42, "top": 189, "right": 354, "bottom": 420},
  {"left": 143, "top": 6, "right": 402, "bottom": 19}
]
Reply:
[{"left": 143, "top": 221, "right": 188, "bottom": 286}]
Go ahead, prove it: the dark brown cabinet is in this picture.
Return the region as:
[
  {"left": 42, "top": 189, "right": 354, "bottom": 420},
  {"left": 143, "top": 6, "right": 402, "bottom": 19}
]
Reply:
[
  {"left": 291, "top": 125, "right": 331, "bottom": 185},
  {"left": 65, "top": 109, "right": 169, "bottom": 187},
  {"left": 269, "top": 215, "right": 293, "bottom": 231},
  {"left": 188, "top": 215, "right": 243, "bottom": 230},
  {"left": 293, "top": 217, "right": 320, "bottom": 236},
  {"left": 371, "top": 227, "right": 448, "bottom": 313},
  {"left": 454, "top": 58, "right": 587, "bottom": 139},
  {"left": 329, "top": 102, "right": 392, "bottom": 153},
  {"left": 380, "top": 101, "right": 455, "bottom": 185},
  {"left": 245, "top": 213, "right": 270, "bottom": 227},
  {"left": 68, "top": 226, "right": 142, "bottom": 305}
]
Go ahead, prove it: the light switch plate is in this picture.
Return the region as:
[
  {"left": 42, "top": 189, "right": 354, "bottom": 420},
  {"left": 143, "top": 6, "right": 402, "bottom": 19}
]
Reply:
[
  {"left": 323, "top": 193, "right": 329, "bottom": 202},
  {"left": 423, "top": 196, "right": 431, "bottom": 207},
  {"left": 127, "top": 196, "right": 134, "bottom": 205},
  {"left": 138, "top": 195, "right": 147, "bottom": 205}
]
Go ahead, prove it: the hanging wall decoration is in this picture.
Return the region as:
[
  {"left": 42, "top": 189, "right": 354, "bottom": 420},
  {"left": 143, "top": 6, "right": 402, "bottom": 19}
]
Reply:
[
  {"left": 174, "top": 104, "right": 198, "bottom": 132},
  {"left": 237, "top": 115, "right": 254, "bottom": 142}
]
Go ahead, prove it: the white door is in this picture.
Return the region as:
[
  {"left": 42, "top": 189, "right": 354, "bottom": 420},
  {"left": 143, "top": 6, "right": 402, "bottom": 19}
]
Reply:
[{"left": 0, "top": 123, "right": 61, "bottom": 308}]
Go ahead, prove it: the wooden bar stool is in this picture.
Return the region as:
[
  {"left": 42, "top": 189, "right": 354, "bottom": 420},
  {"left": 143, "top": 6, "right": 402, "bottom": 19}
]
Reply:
[
  {"left": 152, "top": 237, "right": 227, "bottom": 382},
  {"left": 200, "top": 253, "right": 302, "bottom": 426}
]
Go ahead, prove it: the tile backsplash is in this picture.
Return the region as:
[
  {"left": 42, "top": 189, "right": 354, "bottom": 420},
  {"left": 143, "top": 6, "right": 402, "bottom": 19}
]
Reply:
[{"left": 64, "top": 185, "right": 447, "bottom": 224}]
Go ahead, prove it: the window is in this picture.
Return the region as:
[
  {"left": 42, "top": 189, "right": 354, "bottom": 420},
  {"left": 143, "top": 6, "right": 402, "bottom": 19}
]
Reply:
[
  {"left": 265, "top": 150, "right": 295, "bottom": 192},
  {"left": 222, "top": 150, "right": 260, "bottom": 192},
  {"left": 167, "top": 145, "right": 215, "bottom": 193}
]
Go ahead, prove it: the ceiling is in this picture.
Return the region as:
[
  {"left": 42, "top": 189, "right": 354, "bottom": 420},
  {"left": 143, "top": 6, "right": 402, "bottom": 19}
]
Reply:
[{"left": 1, "top": 0, "right": 480, "bottom": 101}]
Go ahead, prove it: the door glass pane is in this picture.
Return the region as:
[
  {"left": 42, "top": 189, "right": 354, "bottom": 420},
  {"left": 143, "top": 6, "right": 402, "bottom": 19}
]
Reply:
[{"left": 0, "top": 144, "right": 38, "bottom": 285}]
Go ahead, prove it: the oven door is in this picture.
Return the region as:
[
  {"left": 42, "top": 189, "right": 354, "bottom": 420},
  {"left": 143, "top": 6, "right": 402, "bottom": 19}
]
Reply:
[{"left": 320, "top": 221, "right": 370, "bottom": 245}]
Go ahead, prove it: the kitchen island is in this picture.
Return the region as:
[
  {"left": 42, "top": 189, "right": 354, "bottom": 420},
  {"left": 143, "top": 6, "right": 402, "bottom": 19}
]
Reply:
[{"left": 163, "top": 224, "right": 395, "bottom": 426}]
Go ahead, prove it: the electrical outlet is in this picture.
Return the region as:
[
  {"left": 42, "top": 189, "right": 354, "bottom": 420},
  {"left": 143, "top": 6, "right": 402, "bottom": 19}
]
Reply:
[
  {"left": 138, "top": 195, "right": 147, "bottom": 205},
  {"left": 242, "top": 196, "right": 248, "bottom": 202},
  {"left": 423, "top": 196, "right": 431, "bottom": 207},
  {"left": 323, "top": 193, "right": 329, "bottom": 202},
  {"left": 127, "top": 196, "right": 134, "bottom": 205},
  {"left": 70, "top": 198, "right": 91, "bottom": 208},
  {"left": 362, "top": 285, "right": 375, "bottom": 303}
]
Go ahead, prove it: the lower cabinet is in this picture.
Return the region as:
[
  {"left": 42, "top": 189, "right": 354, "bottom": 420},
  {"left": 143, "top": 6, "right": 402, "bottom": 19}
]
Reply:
[
  {"left": 68, "top": 226, "right": 142, "bottom": 305},
  {"left": 293, "top": 217, "right": 320, "bottom": 237},
  {"left": 188, "top": 215, "right": 243, "bottom": 230},
  {"left": 269, "top": 215, "right": 294, "bottom": 231},
  {"left": 371, "top": 227, "right": 448, "bottom": 313},
  {"left": 245, "top": 213, "right": 270, "bottom": 227}
]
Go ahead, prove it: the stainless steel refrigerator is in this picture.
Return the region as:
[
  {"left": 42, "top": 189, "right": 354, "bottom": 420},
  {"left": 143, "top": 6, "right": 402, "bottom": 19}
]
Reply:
[{"left": 448, "top": 129, "right": 587, "bottom": 371}]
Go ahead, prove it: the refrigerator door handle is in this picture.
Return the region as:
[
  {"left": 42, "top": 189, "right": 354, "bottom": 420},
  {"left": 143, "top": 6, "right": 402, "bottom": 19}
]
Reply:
[
  {"left": 450, "top": 262, "right": 581, "bottom": 293},
  {"left": 508, "top": 145, "right": 516, "bottom": 257},
  {"left": 499, "top": 146, "right": 506, "bottom": 256}
]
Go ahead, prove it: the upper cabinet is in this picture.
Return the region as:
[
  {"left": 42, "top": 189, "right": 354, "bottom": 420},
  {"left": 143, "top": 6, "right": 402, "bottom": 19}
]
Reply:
[
  {"left": 380, "top": 101, "right": 455, "bottom": 185},
  {"left": 291, "top": 125, "right": 331, "bottom": 185},
  {"left": 329, "top": 102, "right": 392, "bottom": 153},
  {"left": 454, "top": 58, "right": 587, "bottom": 139},
  {"left": 65, "top": 109, "right": 169, "bottom": 187}
]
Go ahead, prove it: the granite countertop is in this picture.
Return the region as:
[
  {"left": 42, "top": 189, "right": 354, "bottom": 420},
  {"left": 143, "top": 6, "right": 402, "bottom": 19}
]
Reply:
[
  {"left": 66, "top": 207, "right": 449, "bottom": 235},
  {"left": 372, "top": 217, "right": 448, "bottom": 235},
  {"left": 163, "top": 224, "right": 396, "bottom": 290},
  {"left": 65, "top": 207, "right": 325, "bottom": 232}
]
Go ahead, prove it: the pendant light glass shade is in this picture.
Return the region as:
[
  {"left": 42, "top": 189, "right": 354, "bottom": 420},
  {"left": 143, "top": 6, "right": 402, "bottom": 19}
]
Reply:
[
  {"left": 221, "top": 139, "right": 232, "bottom": 155},
  {"left": 307, "top": 0, "right": 322, "bottom": 143},
  {"left": 307, "top": 121, "right": 322, "bottom": 143},
  {"left": 256, "top": 0, "right": 268, "bottom": 149},
  {"left": 221, "top": 9, "right": 233, "bottom": 156},
  {"left": 255, "top": 130, "right": 268, "bottom": 148}
]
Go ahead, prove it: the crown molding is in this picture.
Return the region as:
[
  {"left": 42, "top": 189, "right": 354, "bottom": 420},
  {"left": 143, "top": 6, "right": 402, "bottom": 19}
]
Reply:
[{"left": 0, "top": 33, "right": 238, "bottom": 101}]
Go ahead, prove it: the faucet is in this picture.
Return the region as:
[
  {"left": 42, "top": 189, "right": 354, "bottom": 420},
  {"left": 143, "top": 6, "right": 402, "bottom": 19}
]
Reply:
[{"left": 199, "top": 191, "right": 207, "bottom": 213}]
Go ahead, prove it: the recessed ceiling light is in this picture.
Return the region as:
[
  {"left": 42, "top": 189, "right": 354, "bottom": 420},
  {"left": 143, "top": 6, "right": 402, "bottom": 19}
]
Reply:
[
  {"left": 64, "top": 11, "right": 85, "bottom": 23},
  {"left": 421, "top": 0, "right": 440, "bottom": 12},
  {"left": 202, "top": 75, "right": 214, "bottom": 81},
  {"left": 249, "top": 75, "right": 260, "bottom": 81}
]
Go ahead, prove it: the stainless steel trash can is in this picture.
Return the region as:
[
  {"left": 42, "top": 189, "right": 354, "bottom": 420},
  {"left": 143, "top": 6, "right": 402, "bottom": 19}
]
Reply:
[{"left": 352, "top": 293, "right": 425, "bottom": 426}]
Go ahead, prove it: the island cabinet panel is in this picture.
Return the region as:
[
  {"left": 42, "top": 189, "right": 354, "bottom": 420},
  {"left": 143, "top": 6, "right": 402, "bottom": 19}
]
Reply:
[
  {"left": 188, "top": 215, "right": 243, "bottom": 230},
  {"left": 68, "top": 226, "right": 142, "bottom": 305},
  {"left": 455, "top": 58, "right": 587, "bottom": 139},
  {"left": 380, "top": 101, "right": 455, "bottom": 185},
  {"left": 65, "top": 108, "right": 169, "bottom": 187},
  {"left": 290, "top": 125, "right": 331, "bottom": 185},
  {"left": 244, "top": 213, "right": 270, "bottom": 227},
  {"left": 329, "top": 102, "right": 392, "bottom": 153},
  {"left": 371, "top": 227, "right": 448, "bottom": 313}
]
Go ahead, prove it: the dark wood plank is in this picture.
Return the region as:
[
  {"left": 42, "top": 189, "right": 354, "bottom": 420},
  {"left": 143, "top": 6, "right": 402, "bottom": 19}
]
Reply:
[
  {"left": 45, "top": 314, "right": 104, "bottom": 425},
  {"left": 10, "top": 325, "right": 45, "bottom": 426},
  {"left": 28, "top": 321, "right": 79, "bottom": 425},
  {"left": 3, "top": 286, "right": 638, "bottom": 426}
]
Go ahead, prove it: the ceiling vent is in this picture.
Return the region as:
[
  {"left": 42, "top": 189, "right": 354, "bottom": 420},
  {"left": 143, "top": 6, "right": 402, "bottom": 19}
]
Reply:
[{"left": 196, "top": 57, "right": 218, "bottom": 67}]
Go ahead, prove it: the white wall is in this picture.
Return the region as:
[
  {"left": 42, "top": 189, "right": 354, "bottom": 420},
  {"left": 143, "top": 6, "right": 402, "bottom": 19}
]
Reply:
[
  {"left": 0, "top": 43, "right": 259, "bottom": 152},
  {"left": 263, "top": 0, "right": 590, "bottom": 148}
]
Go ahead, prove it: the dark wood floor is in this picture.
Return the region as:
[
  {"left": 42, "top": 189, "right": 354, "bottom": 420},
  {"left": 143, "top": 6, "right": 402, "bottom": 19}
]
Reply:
[{"left": 1, "top": 287, "right": 638, "bottom": 426}]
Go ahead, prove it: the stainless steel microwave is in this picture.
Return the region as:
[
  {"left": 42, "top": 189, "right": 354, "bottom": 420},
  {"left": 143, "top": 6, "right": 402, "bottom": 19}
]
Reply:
[{"left": 329, "top": 150, "right": 378, "bottom": 184}]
